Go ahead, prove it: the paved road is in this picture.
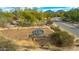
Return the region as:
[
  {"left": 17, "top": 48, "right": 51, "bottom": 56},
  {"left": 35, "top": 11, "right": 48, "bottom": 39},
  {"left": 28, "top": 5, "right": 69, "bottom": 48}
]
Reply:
[{"left": 52, "top": 17, "right": 79, "bottom": 39}]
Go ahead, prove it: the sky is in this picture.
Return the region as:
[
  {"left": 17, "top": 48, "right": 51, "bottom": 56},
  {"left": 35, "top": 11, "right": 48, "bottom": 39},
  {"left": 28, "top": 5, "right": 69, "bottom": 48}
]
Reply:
[
  {"left": 0, "top": 0, "right": 79, "bottom": 7},
  {"left": 0, "top": 0, "right": 78, "bottom": 12}
]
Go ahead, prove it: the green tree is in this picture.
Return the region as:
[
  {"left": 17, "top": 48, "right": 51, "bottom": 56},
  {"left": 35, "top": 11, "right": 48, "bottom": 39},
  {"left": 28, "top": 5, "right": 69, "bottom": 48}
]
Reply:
[{"left": 63, "top": 8, "right": 79, "bottom": 22}]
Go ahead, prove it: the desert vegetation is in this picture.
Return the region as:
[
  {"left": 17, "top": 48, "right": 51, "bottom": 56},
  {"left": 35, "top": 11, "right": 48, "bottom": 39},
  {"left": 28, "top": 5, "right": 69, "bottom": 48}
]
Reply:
[
  {"left": 49, "top": 31, "right": 74, "bottom": 47},
  {"left": 0, "top": 7, "right": 78, "bottom": 27},
  {"left": 0, "top": 36, "right": 17, "bottom": 51},
  {"left": 55, "top": 8, "right": 79, "bottom": 23},
  {"left": 0, "top": 7, "right": 54, "bottom": 27},
  {"left": 0, "top": 7, "right": 77, "bottom": 51}
]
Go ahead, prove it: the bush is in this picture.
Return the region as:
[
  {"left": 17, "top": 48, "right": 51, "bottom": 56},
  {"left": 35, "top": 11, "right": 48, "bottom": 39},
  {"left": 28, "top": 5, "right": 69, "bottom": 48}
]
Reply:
[
  {"left": 0, "top": 17, "right": 8, "bottom": 27},
  {"left": 0, "top": 36, "right": 17, "bottom": 51},
  {"left": 75, "top": 39, "right": 79, "bottom": 43},
  {"left": 50, "top": 26, "right": 61, "bottom": 32},
  {"left": 49, "top": 31, "right": 74, "bottom": 47}
]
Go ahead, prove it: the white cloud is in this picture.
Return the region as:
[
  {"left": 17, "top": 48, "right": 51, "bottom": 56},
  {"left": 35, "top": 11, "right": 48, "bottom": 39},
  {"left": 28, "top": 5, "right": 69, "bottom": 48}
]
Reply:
[{"left": 0, "top": 0, "right": 78, "bottom": 7}]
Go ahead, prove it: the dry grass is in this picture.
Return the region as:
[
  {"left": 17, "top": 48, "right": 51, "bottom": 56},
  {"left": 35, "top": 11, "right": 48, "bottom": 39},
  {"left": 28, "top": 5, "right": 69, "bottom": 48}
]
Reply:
[
  {"left": 0, "top": 26, "right": 53, "bottom": 40},
  {"left": 0, "top": 26, "right": 54, "bottom": 51},
  {"left": 14, "top": 39, "right": 40, "bottom": 51}
]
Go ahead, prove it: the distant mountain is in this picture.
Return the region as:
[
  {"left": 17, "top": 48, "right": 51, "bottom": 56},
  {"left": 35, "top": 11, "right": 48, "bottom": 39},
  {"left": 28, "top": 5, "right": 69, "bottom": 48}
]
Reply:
[
  {"left": 56, "top": 10, "right": 65, "bottom": 12},
  {"left": 0, "top": 7, "right": 72, "bottom": 12},
  {"left": 39, "top": 7, "right": 68, "bottom": 9},
  {"left": 44, "top": 10, "right": 54, "bottom": 12},
  {"left": 38, "top": 7, "right": 72, "bottom": 12}
]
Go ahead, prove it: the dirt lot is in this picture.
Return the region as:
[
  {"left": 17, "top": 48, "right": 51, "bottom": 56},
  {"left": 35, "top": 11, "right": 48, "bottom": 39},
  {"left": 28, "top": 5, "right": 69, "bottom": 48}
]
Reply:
[
  {"left": 0, "top": 26, "right": 53, "bottom": 51},
  {"left": 0, "top": 26, "right": 77, "bottom": 51},
  {"left": 0, "top": 26, "right": 53, "bottom": 40}
]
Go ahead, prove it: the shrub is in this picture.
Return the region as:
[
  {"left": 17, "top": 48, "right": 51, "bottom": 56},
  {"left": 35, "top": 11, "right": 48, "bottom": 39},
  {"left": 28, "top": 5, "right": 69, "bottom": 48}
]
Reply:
[
  {"left": 50, "top": 26, "right": 61, "bottom": 32},
  {"left": 0, "top": 36, "right": 17, "bottom": 51},
  {"left": 49, "top": 31, "right": 74, "bottom": 47},
  {"left": 0, "top": 17, "right": 8, "bottom": 27},
  {"left": 75, "top": 39, "right": 79, "bottom": 43}
]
